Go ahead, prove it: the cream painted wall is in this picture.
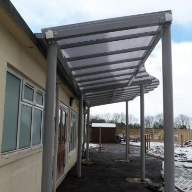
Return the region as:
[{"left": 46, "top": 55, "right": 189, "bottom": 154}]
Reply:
[
  {"left": 0, "top": 21, "right": 46, "bottom": 192},
  {"left": 0, "top": 13, "right": 80, "bottom": 192},
  {"left": 0, "top": 149, "right": 42, "bottom": 192}
]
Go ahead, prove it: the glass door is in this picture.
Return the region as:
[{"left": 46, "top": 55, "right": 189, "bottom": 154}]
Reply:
[{"left": 57, "top": 104, "right": 68, "bottom": 179}]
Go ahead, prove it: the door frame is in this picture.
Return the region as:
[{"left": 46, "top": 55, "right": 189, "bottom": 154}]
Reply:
[{"left": 57, "top": 102, "right": 68, "bottom": 180}]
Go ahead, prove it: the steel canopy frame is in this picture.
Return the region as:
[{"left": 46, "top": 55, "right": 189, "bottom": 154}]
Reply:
[
  {"left": 38, "top": 10, "right": 174, "bottom": 192},
  {"left": 41, "top": 11, "right": 171, "bottom": 40}
]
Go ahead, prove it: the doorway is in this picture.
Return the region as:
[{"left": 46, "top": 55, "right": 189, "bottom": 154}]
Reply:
[{"left": 57, "top": 103, "right": 68, "bottom": 179}]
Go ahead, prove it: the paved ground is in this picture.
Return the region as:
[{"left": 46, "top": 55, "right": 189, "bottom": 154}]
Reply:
[{"left": 57, "top": 144, "right": 163, "bottom": 192}]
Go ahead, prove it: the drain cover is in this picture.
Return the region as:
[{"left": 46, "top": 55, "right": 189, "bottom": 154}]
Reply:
[{"left": 125, "top": 178, "right": 152, "bottom": 183}]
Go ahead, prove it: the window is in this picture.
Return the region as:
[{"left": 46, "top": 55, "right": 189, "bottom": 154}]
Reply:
[
  {"left": 36, "top": 91, "right": 44, "bottom": 106},
  {"left": 23, "top": 84, "right": 34, "bottom": 102},
  {"left": 1, "top": 72, "right": 21, "bottom": 152},
  {"left": 32, "top": 109, "right": 42, "bottom": 145},
  {"left": 69, "top": 111, "right": 77, "bottom": 152},
  {"left": 1, "top": 70, "right": 44, "bottom": 153},
  {"left": 19, "top": 105, "right": 32, "bottom": 148}
]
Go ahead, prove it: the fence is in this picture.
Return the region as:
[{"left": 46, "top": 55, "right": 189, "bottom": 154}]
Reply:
[{"left": 116, "top": 127, "right": 192, "bottom": 144}]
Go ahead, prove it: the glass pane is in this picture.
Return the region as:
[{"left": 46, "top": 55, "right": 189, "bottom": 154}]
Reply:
[
  {"left": 61, "top": 151, "right": 64, "bottom": 171},
  {"left": 32, "top": 109, "right": 42, "bottom": 145},
  {"left": 58, "top": 110, "right": 61, "bottom": 145},
  {"left": 70, "top": 111, "right": 76, "bottom": 151},
  {"left": 1, "top": 72, "right": 21, "bottom": 152},
  {"left": 62, "top": 111, "right": 66, "bottom": 144},
  {"left": 24, "top": 85, "right": 34, "bottom": 101},
  {"left": 19, "top": 105, "right": 32, "bottom": 148},
  {"left": 36, "top": 92, "right": 43, "bottom": 105},
  {"left": 57, "top": 153, "right": 59, "bottom": 175},
  {"left": 42, "top": 112, "right": 45, "bottom": 143}
]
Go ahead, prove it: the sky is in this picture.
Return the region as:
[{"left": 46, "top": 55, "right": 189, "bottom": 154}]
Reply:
[{"left": 10, "top": 0, "right": 192, "bottom": 120}]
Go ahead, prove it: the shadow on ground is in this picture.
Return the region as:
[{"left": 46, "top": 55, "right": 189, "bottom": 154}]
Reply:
[{"left": 57, "top": 144, "right": 162, "bottom": 192}]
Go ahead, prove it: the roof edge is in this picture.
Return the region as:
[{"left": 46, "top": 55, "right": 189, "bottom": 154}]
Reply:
[
  {"left": 0, "top": 0, "right": 47, "bottom": 57},
  {"left": 0, "top": 0, "right": 81, "bottom": 99}
]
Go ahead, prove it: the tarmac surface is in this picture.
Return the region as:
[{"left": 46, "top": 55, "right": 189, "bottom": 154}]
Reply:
[{"left": 57, "top": 144, "right": 163, "bottom": 192}]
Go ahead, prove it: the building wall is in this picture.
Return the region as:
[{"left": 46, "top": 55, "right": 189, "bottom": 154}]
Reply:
[
  {"left": 0, "top": 20, "right": 46, "bottom": 192},
  {"left": 0, "top": 9, "right": 80, "bottom": 192}
]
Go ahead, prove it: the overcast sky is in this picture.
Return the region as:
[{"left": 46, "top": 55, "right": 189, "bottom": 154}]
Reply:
[{"left": 11, "top": 0, "right": 192, "bottom": 120}]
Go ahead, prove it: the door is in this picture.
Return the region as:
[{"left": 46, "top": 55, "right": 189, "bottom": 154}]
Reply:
[{"left": 57, "top": 103, "right": 68, "bottom": 179}]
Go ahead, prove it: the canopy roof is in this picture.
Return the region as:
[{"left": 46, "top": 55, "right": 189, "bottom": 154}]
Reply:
[{"left": 36, "top": 10, "right": 172, "bottom": 107}]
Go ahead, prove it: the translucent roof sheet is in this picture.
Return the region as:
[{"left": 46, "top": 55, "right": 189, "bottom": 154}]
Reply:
[
  {"left": 66, "top": 50, "right": 145, "bottom": 69},
  {"left": 57, "top": 26, "right": 159, "bottom": 46},
  {"left": 37, "top": 10, "right": 172, "bottom": 107},
  {"left": 62, "top": 36, "right": 153, "bottom": 58}
]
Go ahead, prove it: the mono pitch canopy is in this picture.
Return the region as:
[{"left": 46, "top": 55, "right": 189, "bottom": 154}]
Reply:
[{"left": 37, "top": 10, "right": 172, "bottom": 107}]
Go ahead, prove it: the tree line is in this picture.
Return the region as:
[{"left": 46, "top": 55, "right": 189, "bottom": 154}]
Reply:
[{"left": 90, "top": 113, "right": 192, "bottom": 129}]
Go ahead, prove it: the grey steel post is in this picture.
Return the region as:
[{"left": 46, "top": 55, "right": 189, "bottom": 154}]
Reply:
[
  {"left": 162, "top": 24, "right": 175, "bottom": 192},
  {"left": 86, "top": 106, "right": 90, "bottom": 160},
  {"left": 53, "top": 84, "right": 60, "bottom": 192},
  {"left": 140, "top": 84, "right": 145, "bottom": 181},
  {"left": 77, "top": 93, "right": 83, "bottom": 177},
  {"left": 126, "top": 101, "right": 129, "bottom": 161},
  {"left": 41, "top": 42, "right": 58, "bottom": 192}
]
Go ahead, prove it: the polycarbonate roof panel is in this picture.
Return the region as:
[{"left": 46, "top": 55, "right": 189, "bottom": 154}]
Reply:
[
  {"left": 80, "top": 80, "right": 129, "bottom": 90},
  {"left": 38, "top": 11, "right": 172, "bottom": 106},
  {"left": 66, "top": 50, "right": 145, "bottom": 69},
  {"left": 74, "top": 68, "right": 138, "bottom": 82},
  {"left": 57, "top": 26, "right": 159, "bottom": 46},
  {"left": 72, "top": 60, "right": 139, "bottom": 76},
  {"left": 62, "top": 36, "right": 153, "bottom": 58},
  {"left": 78, "top": 75, "right": 133, "bottom": 87}
]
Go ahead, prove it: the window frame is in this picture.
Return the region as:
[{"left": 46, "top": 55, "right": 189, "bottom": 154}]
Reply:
[{"left": 1, "top": 68, "right": 44, "bottom": 154}]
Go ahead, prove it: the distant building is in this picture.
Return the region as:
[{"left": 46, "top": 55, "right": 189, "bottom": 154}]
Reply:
[{"left": 91, "top": 123, "right": 116, "bottom": 143}]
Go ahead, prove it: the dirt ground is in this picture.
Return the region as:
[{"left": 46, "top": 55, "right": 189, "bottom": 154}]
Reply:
[{"left": 57, "top": 144, "right": 163, "bottom": 192}]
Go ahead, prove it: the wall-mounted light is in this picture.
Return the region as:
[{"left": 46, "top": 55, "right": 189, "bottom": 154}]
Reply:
[
  {"left": 84, "top": 107, "right": 88, "bottom": 114},
  {"left": 70, "top": 97, "right": 75, "bottom": 107}
]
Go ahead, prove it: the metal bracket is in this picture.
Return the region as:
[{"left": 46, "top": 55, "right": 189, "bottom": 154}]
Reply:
[
  {"left": 45, "top": 30, "right": 54, "bottom": 39},
  {"left": 165, "top": 13, "right": 173, "bottom": 22},
  {"left": 45, "top": 30, "right": 55, "bottom": 44}
]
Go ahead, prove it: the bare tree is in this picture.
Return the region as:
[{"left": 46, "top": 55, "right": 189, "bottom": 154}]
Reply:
[
  {"left": 154, "top": 113, "right": 164, "bottom": 128},
  {"left": 103, "top": 113, "right": 111, "bottom": 122},
  {"left": 144, "top": 115, "right": 155, "bottom": 128},
  {"left": 112, "top": 113, "right": 121, "bottom": 123},
  {"left": 175, "top": 114, "right": 190, "bottom": 129},
  {"left": 190, "top": 117, "right": 192, "bottom": 129},
  {"left": 90, "top": 114, "right": 100, "bottom": 120},
  {"left": 129, "top": 114, "right": 138, "bottom": 125},
  {"left": 119, "top": 112, "right": 126, "bottom": 124}
]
